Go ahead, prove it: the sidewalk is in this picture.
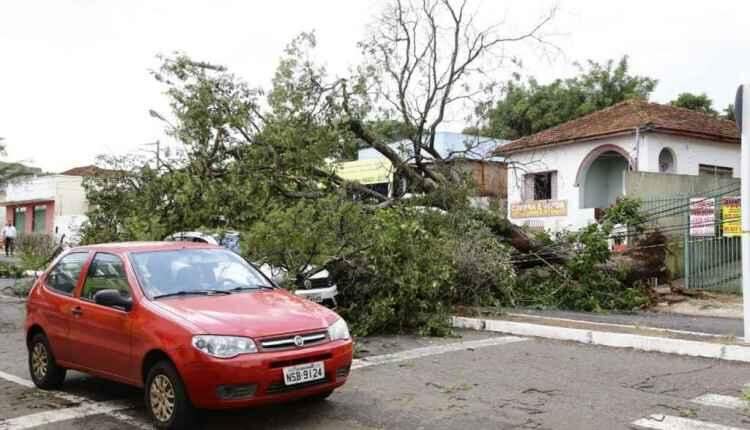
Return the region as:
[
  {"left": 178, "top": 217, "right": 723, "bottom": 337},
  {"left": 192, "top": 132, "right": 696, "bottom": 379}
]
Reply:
[
  {"left": 453, "top": 307, "right": 750, "bottom": 363},
  {"left": 510, "top": 308, "right": 743, "bottom": 338}
]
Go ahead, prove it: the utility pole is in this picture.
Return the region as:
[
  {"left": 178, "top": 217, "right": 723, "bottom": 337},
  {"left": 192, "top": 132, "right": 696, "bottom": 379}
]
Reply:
[
  {"left": 143, "top": 140, "right": 161, "bottom": 170},
  {"left": 739, "top": 84, "right": 750, "bottom": 341}
]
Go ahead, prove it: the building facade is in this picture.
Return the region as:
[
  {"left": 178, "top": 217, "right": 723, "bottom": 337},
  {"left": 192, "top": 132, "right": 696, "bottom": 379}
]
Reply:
[
  {"left": 1, "top": 167, "right": 95, "bottom": 243},
  {"left": 497, "top": 100, "right": 741, "bottom": 232}
]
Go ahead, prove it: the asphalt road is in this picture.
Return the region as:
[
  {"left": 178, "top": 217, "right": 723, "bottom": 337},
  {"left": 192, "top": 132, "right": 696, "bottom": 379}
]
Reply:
[{"left": 2, "top": 298, "right": 750, "bottom": 429}]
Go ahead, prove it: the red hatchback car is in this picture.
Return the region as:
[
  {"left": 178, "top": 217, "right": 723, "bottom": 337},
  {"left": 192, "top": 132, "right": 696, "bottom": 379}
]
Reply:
[{"left": 25, "top": 242, "right": 353, "bottom": 429}]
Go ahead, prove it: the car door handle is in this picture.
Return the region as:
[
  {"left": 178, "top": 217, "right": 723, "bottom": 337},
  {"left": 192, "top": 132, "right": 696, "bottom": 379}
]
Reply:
[{"left": 71, "top": 307, "right": 83, "bottom": 317}]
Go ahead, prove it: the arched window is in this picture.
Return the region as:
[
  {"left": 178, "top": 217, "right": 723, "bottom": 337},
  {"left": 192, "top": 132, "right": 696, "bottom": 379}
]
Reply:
[{"left": 658, "top": 147, "right": 675, "bottom": 173}]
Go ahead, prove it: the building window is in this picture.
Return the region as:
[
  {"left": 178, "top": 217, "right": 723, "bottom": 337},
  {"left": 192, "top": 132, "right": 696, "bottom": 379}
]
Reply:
[
  {"left": 13, "top": 207, "right": 26, "bottom": 232},
  {"left": 33, "top": 205, "right": 46, "bottom": 233},
  {"left": 699, "top": 164, "right": 733, "bottom": 178},
  {"left": 524, "top": 171, "right": 557, "bottom": 201},
  {"left": 658, "top": 148, "right": 675, "bottom": 173}
]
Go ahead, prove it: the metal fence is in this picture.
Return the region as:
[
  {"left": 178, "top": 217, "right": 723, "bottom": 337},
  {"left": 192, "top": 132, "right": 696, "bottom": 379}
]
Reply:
[{"left": 639, "top": 194, "right": 742, "bottom": 292}]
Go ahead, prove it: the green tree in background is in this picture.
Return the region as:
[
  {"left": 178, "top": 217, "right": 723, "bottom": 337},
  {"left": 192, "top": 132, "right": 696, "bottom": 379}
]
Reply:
[
  {"left": 670, "top": 92, "right": 717, "bottom": 116},
  {"left": 471, "top": 56, "right": 657, "bottom": 140},
  {"left": 724, "top": 104, "right": 736, "bottom": 122}
]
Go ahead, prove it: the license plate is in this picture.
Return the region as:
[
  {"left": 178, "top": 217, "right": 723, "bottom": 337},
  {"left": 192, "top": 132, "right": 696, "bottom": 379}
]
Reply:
[{"left": 283, "top": 361, "right": 325, "bottom": 386}]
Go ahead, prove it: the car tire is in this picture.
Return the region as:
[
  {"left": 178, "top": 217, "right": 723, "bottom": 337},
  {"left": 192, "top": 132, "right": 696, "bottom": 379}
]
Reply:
[
  {"left": 28, "top": 333, "right": 66, "bottom": 389},
  {"left": 145, "top": 360, "right": 197, "bottom": 430}
]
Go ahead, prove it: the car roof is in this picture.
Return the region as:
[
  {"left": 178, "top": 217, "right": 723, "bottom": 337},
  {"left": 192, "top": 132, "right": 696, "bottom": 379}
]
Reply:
[{"left": 72, "top": 241, "right": 221, "bottom": 253}]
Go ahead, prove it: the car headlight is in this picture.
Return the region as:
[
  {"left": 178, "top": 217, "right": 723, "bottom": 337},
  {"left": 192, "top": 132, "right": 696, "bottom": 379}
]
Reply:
[
  {"left": 191, "top": 335, "right": 258, "bottom": 359},
  {"left": 327, "top": 318, "right": 350, "bottom": 341}
]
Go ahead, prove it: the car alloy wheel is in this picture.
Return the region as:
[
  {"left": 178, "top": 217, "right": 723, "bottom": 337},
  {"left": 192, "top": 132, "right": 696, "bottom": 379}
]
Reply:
[
  {"left": 149, "top": 374, "right": 176, "bottom": 423},
  {"left": 30, "top": 342, "right": 48, "bottom": 381}
]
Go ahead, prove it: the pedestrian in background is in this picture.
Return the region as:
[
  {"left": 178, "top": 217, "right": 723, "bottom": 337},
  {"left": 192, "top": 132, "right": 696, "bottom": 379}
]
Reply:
[{"left": 2, "top": 222, "right": 17, "bottom": 257}]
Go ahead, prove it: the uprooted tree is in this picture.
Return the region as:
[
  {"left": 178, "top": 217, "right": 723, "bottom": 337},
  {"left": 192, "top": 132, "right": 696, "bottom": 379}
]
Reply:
[{"left": 83, "top": 1, "right": 653, "bottom": 335}]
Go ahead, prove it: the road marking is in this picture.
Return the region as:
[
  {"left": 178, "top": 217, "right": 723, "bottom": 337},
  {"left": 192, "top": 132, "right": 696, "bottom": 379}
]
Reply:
[
  {"left": 352, "top": 336, "right": 527, "bottom": 370},
  {"left": 692, "top": 394, "right": 749, "bottom": 411},
  {"left": 0, "top": 371, "right": 33, "bottom": 389},
  {"left": 632, "top": 414, "right": 746, "bottom": 430},
  {"left": 0, "top": 400, "right": 131, "bottom": 430},
  {"left": 0, "top": 370, "right": 150, "bottom": 429}
]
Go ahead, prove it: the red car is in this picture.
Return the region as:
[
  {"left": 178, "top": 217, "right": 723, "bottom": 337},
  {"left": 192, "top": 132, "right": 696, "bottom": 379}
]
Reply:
[{"left": 25, "top": 242, "right": 353, "bottom": 429}]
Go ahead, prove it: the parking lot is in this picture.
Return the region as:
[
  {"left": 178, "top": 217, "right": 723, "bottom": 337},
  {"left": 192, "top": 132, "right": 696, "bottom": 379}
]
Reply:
[{"left": 3, "top": 298, "right": 750, "bottom": 429}]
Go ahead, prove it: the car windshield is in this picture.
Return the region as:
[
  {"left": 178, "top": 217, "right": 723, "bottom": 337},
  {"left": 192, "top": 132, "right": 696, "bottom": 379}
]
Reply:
[{"left": 130, "top": 248, "right": 273, "bottom": 298}]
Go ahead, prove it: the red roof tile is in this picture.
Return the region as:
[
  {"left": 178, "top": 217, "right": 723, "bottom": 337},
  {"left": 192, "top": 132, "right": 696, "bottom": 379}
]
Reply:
[
  {"left": 60, "top": 165, "right": 112, "bottom": 176},
  {"left": 496, "top": 99, "right": 740, "bottom": 155}
]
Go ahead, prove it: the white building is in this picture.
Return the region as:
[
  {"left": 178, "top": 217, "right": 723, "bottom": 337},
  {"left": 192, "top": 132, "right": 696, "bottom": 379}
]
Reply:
[
  {"left": 0, "top": 166, "right": 101, "bottom": 243},
  {"left": 497, "top": 99, "right": 741, "bottom": 232}
]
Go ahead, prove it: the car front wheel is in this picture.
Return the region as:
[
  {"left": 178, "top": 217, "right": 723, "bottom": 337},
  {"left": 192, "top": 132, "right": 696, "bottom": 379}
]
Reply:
[
  {"left": 145, "top": 360, "right": 196, "bottom": 430},
  {"left": 28, "top": 333, "right": 66, "bottom": 389}
]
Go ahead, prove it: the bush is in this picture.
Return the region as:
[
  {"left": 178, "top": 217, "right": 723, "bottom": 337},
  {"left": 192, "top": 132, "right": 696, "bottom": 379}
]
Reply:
[
  {"left": 0, "top": 261, "right": 24, "bottom": 278},
  {"left": 16, "top": 233, "right": 57, "bottom": 271},
  {"left": 335, "top": 208, "right": 456, "bottom": 337}
]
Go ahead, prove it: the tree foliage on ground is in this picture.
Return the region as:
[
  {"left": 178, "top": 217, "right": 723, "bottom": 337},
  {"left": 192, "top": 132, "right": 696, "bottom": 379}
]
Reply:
[
  {"left": 471, "top": 56, "right": 658, "bottom": 140},
  {"left": 670, "top": 92, "right": 718, "bottom": 116}
]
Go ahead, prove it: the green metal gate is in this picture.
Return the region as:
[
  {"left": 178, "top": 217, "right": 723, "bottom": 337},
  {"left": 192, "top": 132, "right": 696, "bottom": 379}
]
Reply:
[{"left": 640, "top": 194, "right": 742, "bottom": 292}]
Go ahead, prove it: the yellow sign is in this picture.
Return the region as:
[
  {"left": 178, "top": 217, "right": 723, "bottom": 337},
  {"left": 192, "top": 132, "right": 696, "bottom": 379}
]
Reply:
[
  {"left": 722, "top": 197, "right": 741, "bottom": 237},
  {"left": 511, "top": 200, "right": 568, "bottom": 218},
  {"left": 334, "top": 159, "right": 393, "bottom": 185}
]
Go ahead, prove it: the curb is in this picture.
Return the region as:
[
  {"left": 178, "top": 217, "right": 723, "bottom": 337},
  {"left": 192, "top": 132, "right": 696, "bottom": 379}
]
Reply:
[{"left": 452, "top": 316, "right": 750, "bottom": 363}]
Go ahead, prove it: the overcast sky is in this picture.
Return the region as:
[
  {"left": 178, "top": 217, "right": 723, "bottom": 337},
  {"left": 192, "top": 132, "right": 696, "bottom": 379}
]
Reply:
[{"left": 1, "top": 0, "right": 748, "bottom": 172}]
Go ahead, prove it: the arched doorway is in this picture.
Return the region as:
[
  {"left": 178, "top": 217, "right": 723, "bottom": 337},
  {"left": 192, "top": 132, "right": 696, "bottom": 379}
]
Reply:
[{"left": 576, "top": 145, "right": 633, "bottom": 210}]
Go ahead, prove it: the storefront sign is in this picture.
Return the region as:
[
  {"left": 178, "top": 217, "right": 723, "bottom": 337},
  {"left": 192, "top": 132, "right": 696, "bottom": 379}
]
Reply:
[
  {"left": 690, "top": 197, "right": 715, "bottom": 237},
  {"left": 722, "top": 197, "right": 741, "bottom": 237},
  {"left": 511, "top": 200, "right": 568, "bottom": 218}
]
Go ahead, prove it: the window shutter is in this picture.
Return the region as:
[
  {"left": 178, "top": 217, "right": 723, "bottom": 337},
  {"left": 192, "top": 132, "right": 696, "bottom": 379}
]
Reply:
[
  {"left": 550, "top": 172, "right": 558, "bottom": 200},
  {"left": 523, "top": 175, "right": 534, "bottom": 201}
]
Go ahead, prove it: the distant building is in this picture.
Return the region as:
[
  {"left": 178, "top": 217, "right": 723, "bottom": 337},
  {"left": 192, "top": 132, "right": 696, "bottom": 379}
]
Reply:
[
  {"left": 0, "top": 165, "right": 104, "bottom": 243},
  {"left": 338, "top": 132, "right": 509, "bottom": 202},
  {"left": 496, "top": 99, "right": 741, "bottom": 231}
]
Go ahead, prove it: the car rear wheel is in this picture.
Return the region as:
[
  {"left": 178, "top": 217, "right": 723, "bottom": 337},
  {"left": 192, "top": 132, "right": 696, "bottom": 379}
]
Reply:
[
  {"left": 28, "top": 333, "right": 66, "bottom": 389},
  {"left": 145, "top": 360, "right": 196, "bottom": 430}
]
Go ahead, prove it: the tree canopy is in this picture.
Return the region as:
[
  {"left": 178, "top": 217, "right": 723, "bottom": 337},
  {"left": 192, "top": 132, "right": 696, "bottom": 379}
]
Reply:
[
  {"left": 669, "top": 92, "right": 717, "bottom": 116},
  {"left": 470, "top": 56, "right": 657, "bottom": 140}
]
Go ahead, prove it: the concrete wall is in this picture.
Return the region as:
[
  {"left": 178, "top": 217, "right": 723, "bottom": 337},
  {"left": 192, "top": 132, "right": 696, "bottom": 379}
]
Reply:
[{"left": 624, "top": 171, "right": 739, "bottom": 198}]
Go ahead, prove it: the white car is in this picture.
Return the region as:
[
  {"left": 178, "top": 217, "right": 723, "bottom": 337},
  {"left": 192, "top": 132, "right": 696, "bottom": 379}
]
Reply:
[{"left": 164, "top": 231, "right": 339, "bottom": 307}]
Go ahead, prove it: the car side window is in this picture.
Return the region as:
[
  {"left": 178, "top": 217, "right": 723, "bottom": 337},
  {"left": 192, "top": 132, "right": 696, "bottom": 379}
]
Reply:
[
  {"left": 81, "top": 253, "right": 131, "bottom": 301},
  {"left": 47, "top": 252, "right": 89, "bottom": 295}
]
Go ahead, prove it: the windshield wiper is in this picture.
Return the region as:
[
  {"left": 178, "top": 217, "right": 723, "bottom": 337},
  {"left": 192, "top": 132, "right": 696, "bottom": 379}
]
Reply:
[
  {"left": 153, "top": 290, "right": 232, "bottom": 299},
  {"left": 225, "top": 284, "right": 275, "bottom": 293}
]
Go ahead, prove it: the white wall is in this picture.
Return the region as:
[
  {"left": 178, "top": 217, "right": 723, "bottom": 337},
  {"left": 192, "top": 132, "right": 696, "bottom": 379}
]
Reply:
[
  {"left": 506, "top": 135, "right": 638, "bottom": 232},
  {"left": 5, "top": 176, "right": 56, "bottom": 202},
  {"left": 642, "top": 134, "right": 741, "bottom": 178}
]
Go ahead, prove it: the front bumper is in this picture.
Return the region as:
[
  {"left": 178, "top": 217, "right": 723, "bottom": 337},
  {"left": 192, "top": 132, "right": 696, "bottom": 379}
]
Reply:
[
  {"left": 294, "top": 285, "right": 338, "bottom": 306},
  {"left": 179, "top": 339, "right": 353, "bottom": 409}
]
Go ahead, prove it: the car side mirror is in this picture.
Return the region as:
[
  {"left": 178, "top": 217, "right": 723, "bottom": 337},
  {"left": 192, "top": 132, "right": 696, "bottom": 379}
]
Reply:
[{"left": 94, "top": 289, "right": 133, "bottom": 311}]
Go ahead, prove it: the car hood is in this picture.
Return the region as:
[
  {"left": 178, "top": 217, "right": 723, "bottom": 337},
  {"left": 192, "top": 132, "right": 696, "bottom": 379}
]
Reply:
[{"left": 153, "top": 289, "right": 338, "bottom": 338}]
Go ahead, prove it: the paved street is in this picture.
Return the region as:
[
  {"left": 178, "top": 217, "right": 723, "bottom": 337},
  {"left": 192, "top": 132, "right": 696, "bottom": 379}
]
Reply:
[{"left": 3, "top": 299, "right": 750, "bottom": 429}]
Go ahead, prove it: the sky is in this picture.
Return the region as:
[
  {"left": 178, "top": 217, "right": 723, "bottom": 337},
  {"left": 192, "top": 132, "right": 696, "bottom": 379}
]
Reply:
[{"left": 1, "top": 0, "right": 749, "bottom": 172}]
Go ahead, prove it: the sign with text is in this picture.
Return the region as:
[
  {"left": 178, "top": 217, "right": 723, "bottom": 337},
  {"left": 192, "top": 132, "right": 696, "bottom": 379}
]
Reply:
[
  {"left": 511, "top": 200, "right": 568, "bottom": 218},
  {"left": 690, "top": 197, "right": 716, "bottom": 237},
  {"left": 722, "top": 197, "right": 741, "bottom": 237}
]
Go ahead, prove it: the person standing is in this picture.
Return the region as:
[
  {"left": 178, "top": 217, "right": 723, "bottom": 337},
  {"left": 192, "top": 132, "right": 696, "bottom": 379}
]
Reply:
[{"left": 2, "top": 222, "right": 17, "bottom": 257}]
